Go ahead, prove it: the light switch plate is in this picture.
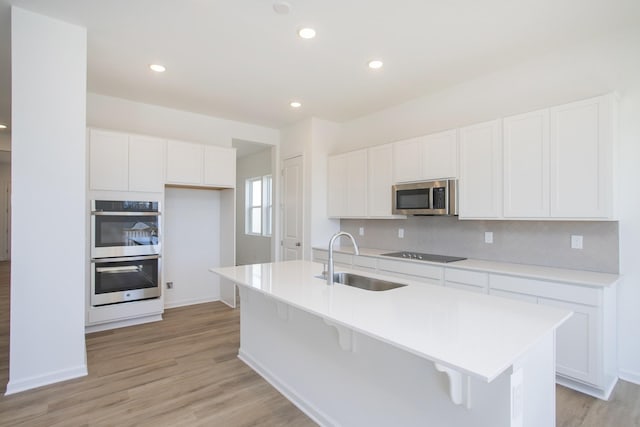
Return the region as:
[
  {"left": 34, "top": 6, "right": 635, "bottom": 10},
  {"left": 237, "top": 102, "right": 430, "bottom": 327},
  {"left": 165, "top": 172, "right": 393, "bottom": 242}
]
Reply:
[
  {"left": 359, "top": 227, "right": 364, "bottom": 236},
  {"left": 398, "top": 228, "right": 404, "bottom": 239},
  {"left": 571, "top": 235, "right": 583, "bottom": 249},
  {"left": 485, "top": 231, "right": 493, "bottom": 244}
]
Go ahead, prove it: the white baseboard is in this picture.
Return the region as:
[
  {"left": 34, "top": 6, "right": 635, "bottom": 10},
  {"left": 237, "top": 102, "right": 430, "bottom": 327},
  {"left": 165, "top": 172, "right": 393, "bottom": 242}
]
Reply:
[
  {"left": 556, "top": 374, "right": 618, "bottom": 400},
  {"left": 238, "top": 349, "right": 336, "bottom": 427},
  {"left": 164, "top": 296, "right": 218, "bottom": 309},
  {"left": 5, "top": 364, "right": 88, "bottom": 396},
  {"left": 85, "top": 314, "right": 162, "bottom": 333},
  {"left": 618, "top": 369, "right": 640, "bottom": 386}
]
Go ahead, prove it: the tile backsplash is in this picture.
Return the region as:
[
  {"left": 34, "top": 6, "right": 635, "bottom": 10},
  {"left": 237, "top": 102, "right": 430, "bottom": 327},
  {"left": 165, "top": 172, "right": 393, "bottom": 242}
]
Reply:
[{"left": 340, "top": 217, "right": 619, "bottom": 273}]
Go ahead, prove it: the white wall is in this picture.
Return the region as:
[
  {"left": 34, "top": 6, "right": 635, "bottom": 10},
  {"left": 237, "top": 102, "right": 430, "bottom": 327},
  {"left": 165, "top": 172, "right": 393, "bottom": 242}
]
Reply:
[
  {"left": 163, "top": 187, "right": 222, "bottom": 308},
  {"left": 236, "top": 148, "right": 272, "bottom": 265},
  {"left": 87, "top": 93, "right": 279, "bottom": 147},
  {"left": 337, "top": 28, "right": 640, "bottom": 384},
  {"left": 8, "top": 8, "right": 87, "bottom": 394}
]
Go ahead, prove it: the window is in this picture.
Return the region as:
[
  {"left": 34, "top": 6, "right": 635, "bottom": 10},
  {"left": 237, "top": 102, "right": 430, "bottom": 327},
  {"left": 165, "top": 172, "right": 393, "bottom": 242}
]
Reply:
[{"left": 245, "top": 175, "right": 272, "bottom": 236}]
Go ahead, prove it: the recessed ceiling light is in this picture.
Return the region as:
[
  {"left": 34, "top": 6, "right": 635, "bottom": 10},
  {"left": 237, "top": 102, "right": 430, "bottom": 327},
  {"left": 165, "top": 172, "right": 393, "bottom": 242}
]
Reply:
[
  {"left": 368, "top": 60, "right": 383, "bottom": 70},
  {"left": 0, "top": 124, "right": 6, "bottom": 129},
  {"left": 298, "top": 28, "right": 316, "bottom": 39},
  {"left": 149, "top": 64, "right": 166, "bottom": 73},
  {"left": 290, "top": 101, "right": 302, "bottom": 108}
]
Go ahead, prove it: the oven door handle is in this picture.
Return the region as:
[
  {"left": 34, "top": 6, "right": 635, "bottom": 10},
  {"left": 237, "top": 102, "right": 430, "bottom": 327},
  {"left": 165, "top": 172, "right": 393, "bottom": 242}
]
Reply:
[
  {"left": 96, "top": 265, "right": 141, "bottom": 274},
  {"left": 91, "top": 211, "right": 160, "bottom": 216},
  {"left": 92, "top": 255, "right": 160, "bottom": 263}
]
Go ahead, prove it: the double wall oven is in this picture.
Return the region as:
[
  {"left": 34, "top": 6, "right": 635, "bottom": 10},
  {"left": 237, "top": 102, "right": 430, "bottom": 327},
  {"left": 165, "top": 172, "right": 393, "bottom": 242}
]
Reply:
[{"left": 90, "top": 200, "right": 161, "bottom": 306}]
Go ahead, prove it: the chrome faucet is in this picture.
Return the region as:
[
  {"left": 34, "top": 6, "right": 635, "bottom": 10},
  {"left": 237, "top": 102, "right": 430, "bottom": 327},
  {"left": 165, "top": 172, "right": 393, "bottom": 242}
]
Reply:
[{"left": 327, "top": 231, "right": 360, "bottom": 285}]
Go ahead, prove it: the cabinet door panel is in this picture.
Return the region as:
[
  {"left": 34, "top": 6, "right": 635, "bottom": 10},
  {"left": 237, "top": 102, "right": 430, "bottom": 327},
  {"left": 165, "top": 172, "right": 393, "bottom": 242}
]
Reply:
[
  {"left": 368, "top": 144, "right": 396, "bottom": 217},
  {"left": 129, "top": 136, "right": 166, "bottom": 192},
  {"left": 550, "top": 96, "right": 613, "bottom": 218},
  {"left": 538, "top": 297, "right": 599, "bottom": 386},
  {"left": 393, "top": 137, "right": 422, "bottom": 183},
  {"left": 422, "top": 130, "right": 458, "bottom": 180},
  {"left": 204, "top": 145, "right": 236, "bottom": 188},
  {"left": 347, "top": 150, "right": 367, "bottom": 217},
  {"left": 89, "top": 130, "right": 129, "bottom": 191},
  {"left": 166, "top": 140, "right": 203, "bottom": 185},
  {"left": 503, "top": 110, "right": 549, "bottom": 218},
  {"left": 459, "top": 120, "right": 502, "bottom": 218}
]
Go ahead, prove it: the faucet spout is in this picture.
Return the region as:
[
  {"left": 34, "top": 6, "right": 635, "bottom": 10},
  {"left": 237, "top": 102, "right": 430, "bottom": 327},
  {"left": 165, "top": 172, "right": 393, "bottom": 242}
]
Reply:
[{"left": 327, "top": 232, "right": 360, "bottom": 285}]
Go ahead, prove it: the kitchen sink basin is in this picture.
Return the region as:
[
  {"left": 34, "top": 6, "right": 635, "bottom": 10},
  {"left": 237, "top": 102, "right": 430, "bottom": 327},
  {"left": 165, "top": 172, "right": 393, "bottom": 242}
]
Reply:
[{"left": 315, "top": 272, "right": 407, "bottom": 292}]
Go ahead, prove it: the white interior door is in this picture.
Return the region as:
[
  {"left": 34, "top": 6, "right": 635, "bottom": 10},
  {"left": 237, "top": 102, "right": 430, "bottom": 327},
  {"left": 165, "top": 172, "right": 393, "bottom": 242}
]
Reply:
[{"left": 282, "top": 156, "right": 303, "bottom": 261}]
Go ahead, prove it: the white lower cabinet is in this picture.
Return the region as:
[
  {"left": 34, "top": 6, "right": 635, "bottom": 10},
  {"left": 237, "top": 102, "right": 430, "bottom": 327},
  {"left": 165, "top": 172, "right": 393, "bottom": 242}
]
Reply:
[
  {"left": 489, "top": 273, "right": 616, "bottom": 399},
  {"left": 538, "top": 297, "right": 599, "bottom": 386},
  {"left": 444, "top": 268, "right": 488, "bottom": 294},
  {"left": 311, "top": 248, "right": 617, "bottom": 400}
]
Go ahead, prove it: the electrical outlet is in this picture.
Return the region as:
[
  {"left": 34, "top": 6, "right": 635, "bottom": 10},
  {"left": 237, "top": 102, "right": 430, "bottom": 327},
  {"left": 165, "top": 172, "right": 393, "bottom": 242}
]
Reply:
[
  {"left": 166, "top": 281, "right": 174, "bottom": 289},
  {"left": 571, "top": 235, "right": 583, "bottom": 249},
  {"left": 398, "top": 228, "right": 404, "bottom": 239},
  {"left": 485, "top": 231, "right": 494, "bottom": 244},
  {"left": 359, "top": 227, "right": 364, "bottom": 236}
]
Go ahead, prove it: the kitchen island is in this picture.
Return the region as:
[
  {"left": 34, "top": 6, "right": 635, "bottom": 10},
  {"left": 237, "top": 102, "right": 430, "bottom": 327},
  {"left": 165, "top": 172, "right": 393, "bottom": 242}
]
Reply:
[{"left": 211, "top": 260, "right": 571, "bottom": 427}]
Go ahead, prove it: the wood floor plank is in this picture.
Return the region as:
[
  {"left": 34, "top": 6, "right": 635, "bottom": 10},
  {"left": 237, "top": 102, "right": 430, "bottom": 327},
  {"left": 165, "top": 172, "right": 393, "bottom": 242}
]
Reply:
[{"left": 0, "top": 260, "right": 639, "bottom": 426}]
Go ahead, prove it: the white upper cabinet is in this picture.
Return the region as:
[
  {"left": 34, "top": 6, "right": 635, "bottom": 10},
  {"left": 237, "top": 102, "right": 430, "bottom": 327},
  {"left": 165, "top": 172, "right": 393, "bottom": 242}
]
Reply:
[
  {"left": 393, "top": 130, "right": 458, "bottom": 183},
  {"left": 129, "top": 135, "right": 166, "bottom": 193},
  {"left": 393, "top": 137, "right": 422, "bottom": 183},
  {"left": 89, "top": 129, "right": 129, "bottom": 191},
  {"left": 422, "top": 129, "right": 458, "bottom": 180},
  {"left": 89, "top": 129, "right": 165, "bottom": 193},
  {"left": 166, "top": 140, "right": 236, "bottom": 188},
  {"left": 166, "top": 140, "right": 203, "bottom": 185},
  {"left": 550, "top": 95, "right": 614, "bottom": 219},
  {"left": 503, "top": 109, "right": 550, "bottom": 218},
  {"left": 204, "top": 145, "right": 236, "bottom": 187},
  {"left": 501, "top": 95, "right": 615, "bottom": 220},
  {"left": 327, "top": 150, "right": 367, "bottom": 218},
  {"left": 459, "top": 120, "right": 503, "bottom": 219},
  {"left": 368, "top": 144, "right": 403, "bottom": 218}
]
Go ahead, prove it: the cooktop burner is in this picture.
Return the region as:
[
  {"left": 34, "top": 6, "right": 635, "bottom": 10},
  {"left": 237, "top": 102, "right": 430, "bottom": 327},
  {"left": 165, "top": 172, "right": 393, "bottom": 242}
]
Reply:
[{"left": 381, "top": 252, "right": 466, "bottom": 263}]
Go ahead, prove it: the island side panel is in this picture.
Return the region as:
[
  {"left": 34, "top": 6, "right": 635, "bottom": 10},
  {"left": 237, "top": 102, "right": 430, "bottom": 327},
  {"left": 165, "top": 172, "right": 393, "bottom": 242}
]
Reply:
[{"left": 237, "top": 286, "right": 515, "bottom": 427}]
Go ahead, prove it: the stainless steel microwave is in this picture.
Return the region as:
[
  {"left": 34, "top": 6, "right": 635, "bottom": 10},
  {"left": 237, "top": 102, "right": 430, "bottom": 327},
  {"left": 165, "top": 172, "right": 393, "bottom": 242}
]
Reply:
[{"left": 392, "top": 179, "right": 458, "bottom": 216}]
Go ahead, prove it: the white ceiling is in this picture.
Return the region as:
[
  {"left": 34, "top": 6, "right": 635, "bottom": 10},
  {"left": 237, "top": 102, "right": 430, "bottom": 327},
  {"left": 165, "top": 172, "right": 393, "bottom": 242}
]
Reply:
[{"left": 0, "top": 0, "right": 639, "bottom": 132}]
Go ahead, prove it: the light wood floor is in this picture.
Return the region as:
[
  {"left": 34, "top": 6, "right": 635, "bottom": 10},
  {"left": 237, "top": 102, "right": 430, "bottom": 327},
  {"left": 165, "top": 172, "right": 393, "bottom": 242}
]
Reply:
[{"left": 0, "top": 261, "right": 639, "bottom": 426}]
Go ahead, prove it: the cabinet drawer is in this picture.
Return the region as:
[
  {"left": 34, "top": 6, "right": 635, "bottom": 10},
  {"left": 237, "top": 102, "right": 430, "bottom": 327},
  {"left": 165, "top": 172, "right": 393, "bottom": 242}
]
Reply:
[
  {"left": 378, "top": 259, "right": 443, "bottom": 282},
  {"left": 312, "top": 249, "right": 328, "bottom": 263},
  {"left": 333, "top": 252, "right": 353, "bottom": 267},
  {"left": 489, "top": 289, "right": 537, "bottom": 304},
  {"left": 445, "top": 268, "right": 488, "bottom": 287},
  {"left": 489, "top": 274, "right": 599, "bottom": 306},
  {"left": 447, "top": 282, "right": 486, "bottom": 294},
  {"left": 353, "top": 256, "right": 378, "bottom": 270}
]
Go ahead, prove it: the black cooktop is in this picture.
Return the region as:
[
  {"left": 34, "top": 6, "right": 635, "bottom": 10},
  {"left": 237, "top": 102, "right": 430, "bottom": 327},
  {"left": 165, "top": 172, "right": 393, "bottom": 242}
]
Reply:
[{"left": 381, "top": 252, "right": 466, "bottom": 263}]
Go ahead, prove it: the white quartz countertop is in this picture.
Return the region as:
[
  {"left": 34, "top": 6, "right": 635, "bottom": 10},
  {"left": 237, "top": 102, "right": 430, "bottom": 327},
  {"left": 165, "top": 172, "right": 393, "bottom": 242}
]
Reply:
[
  {"left": 211, "top": 260, "right": 571, "bottom": 382},
  {"left": 315, "top": 246, "right": 619, "bottom": 288}
]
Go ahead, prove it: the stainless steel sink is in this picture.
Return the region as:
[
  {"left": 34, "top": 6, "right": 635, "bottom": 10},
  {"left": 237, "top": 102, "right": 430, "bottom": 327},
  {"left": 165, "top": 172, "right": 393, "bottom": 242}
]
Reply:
[{"left": 315, "top": 272, "right": 407, "bottom": 292}]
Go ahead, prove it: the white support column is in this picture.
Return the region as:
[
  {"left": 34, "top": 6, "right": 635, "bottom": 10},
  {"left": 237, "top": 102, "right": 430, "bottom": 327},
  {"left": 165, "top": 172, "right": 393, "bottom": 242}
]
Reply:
[{"left": 7, "top": 7, "right": 87, "bottom": 394}]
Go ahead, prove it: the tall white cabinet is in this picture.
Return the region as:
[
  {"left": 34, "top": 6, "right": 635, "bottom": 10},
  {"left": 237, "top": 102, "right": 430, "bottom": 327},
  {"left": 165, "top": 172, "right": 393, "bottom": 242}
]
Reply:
[
  {"left": 458, "top": 120, "right": 503, "bottom": 219},
  {"left": 549, "top": 95, "right": 614, "bottom": 218},
  {"left": 503, "top": 109, "right": 550, "bottom": 218}
]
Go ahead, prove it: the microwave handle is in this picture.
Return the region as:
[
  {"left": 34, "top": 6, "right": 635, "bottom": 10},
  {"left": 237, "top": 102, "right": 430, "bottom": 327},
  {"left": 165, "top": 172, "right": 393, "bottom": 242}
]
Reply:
[{"left": 428, "top": 187, "right": 433, "bottom": 211}]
